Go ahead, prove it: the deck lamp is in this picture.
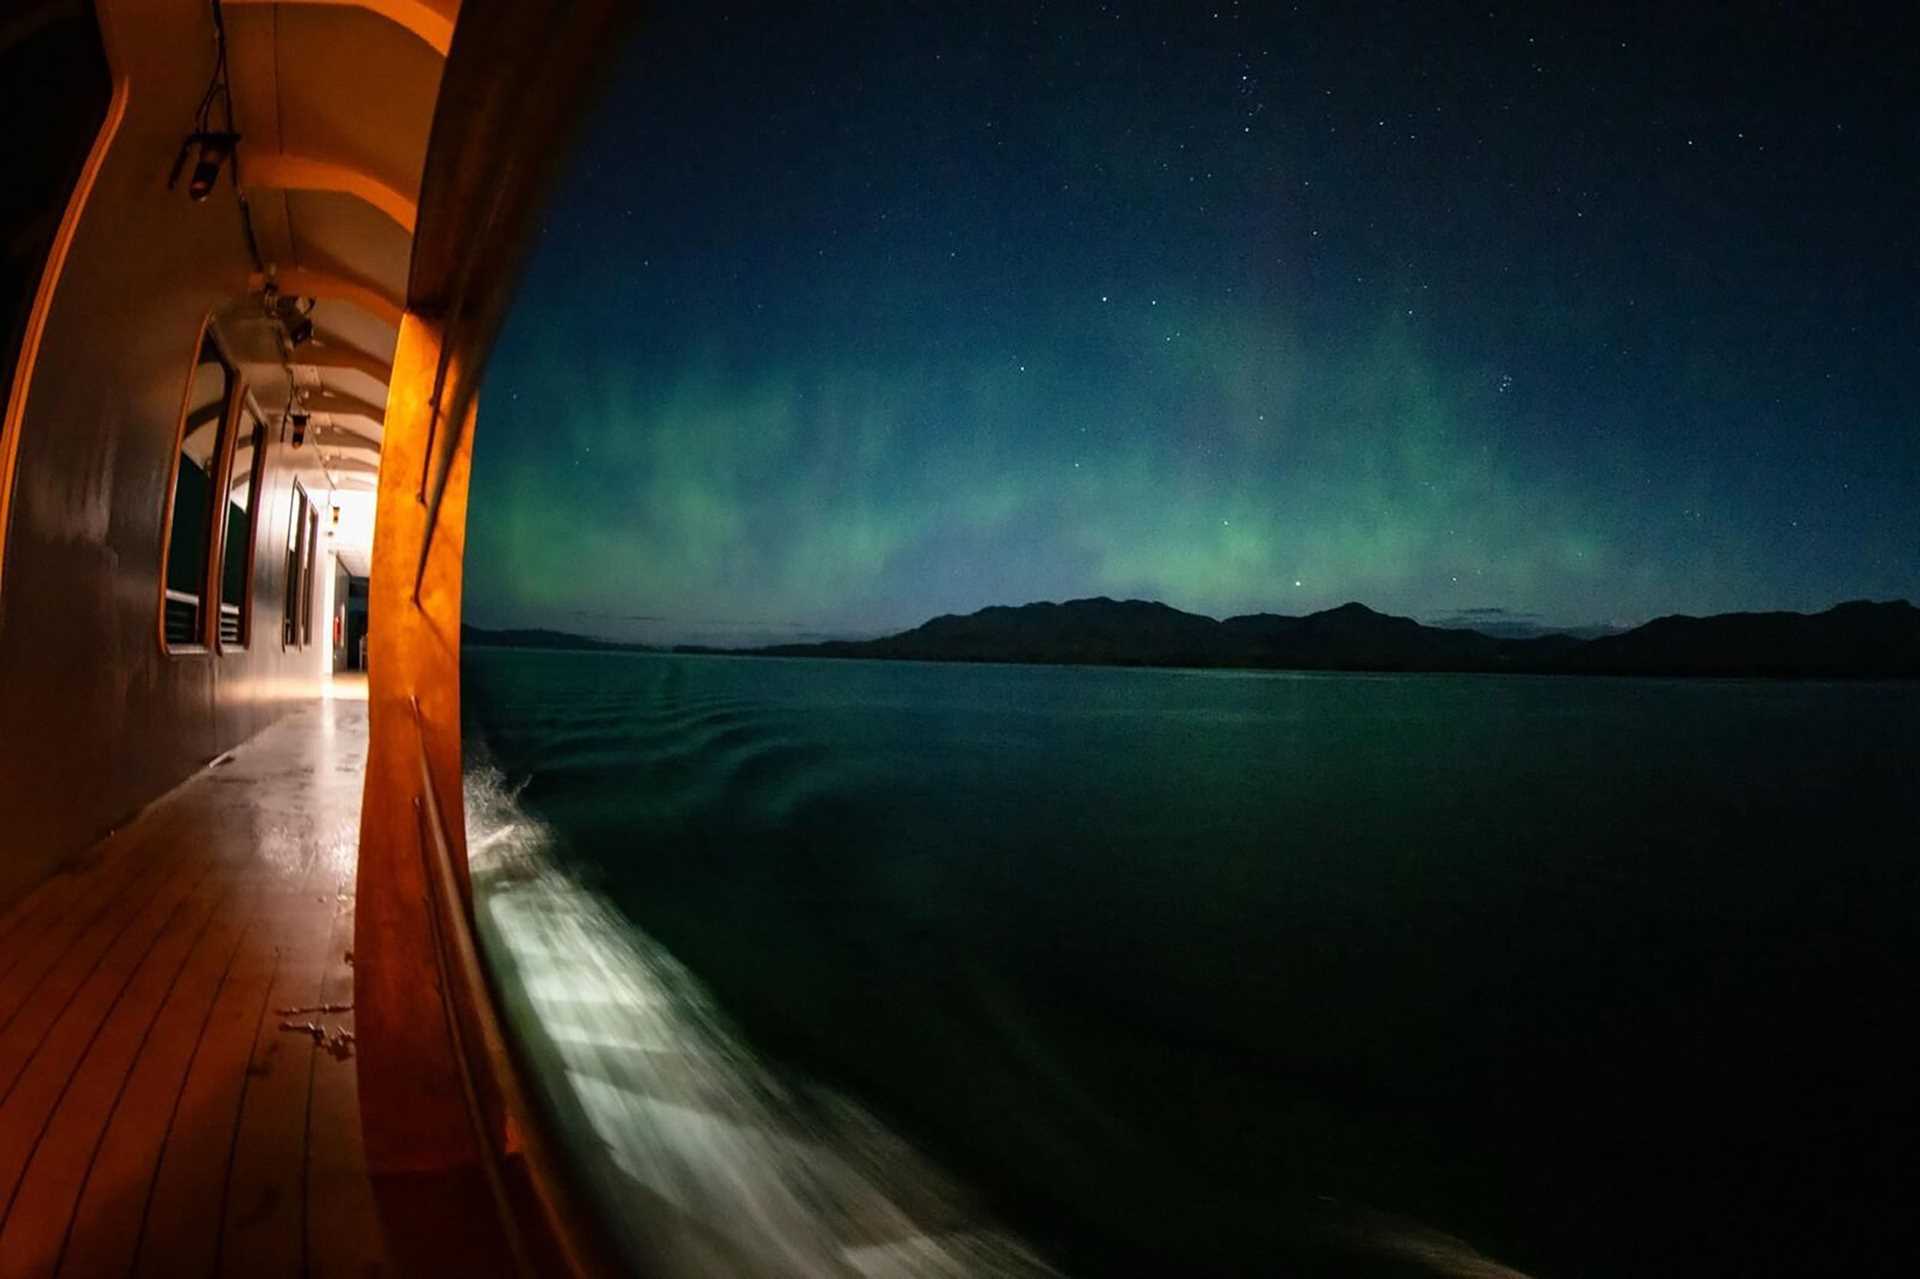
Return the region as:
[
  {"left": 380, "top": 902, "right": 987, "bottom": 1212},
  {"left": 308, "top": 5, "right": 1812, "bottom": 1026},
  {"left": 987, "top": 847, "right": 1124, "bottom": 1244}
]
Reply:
[
  {"left": 169, "top": 131, "right": 241, "bottom": 201},
  {"left": 268, "top": 290, "right": 317, "bottom": 347},
  {"left": 172, "top": 0, "right": 240, "bottom": 204}
]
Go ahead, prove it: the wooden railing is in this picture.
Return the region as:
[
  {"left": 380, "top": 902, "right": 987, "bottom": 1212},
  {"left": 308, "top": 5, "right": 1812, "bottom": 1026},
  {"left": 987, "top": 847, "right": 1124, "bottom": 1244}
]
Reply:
[
  {"left": 409, "top": 697, "right": 615, "bottom": 1279},
  {"left": 352, "top": 8, "right": 637, "bottom": 1274}
]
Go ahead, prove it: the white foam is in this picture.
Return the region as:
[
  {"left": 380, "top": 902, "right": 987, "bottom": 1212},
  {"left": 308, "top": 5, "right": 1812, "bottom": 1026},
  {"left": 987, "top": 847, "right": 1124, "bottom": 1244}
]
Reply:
[{"left": 464, "top": 765, "right": 1058, "bottom": 1278}]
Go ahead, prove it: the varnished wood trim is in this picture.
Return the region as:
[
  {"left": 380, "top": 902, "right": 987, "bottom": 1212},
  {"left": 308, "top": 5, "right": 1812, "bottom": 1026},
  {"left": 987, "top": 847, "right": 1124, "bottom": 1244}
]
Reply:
[
  {"left": 239, "top": 152, "right": 419, "bottom": 234},
  {"left": 251, "top": 269, "right": 405, "bottom": 332},
  {"left": 219, "top": 0, "right": 453, "bottom": 58},
  {"left": 412, "top": 710, "right": 617, "bottom": 1277},
  {"left": 296, "top": 340, "right": 393, "bottom": 385},
  {"left": 154, "top": 316, "right": 239, "bottom": 659},
  {"left": 215, "top": 393, "right": 271, "bottom": 654},
  {"left": 305, "top": 388, "right": 388, "bottom": 425},
  {"left": 0, "top": 72, "right": 130, "bottom": 610}
]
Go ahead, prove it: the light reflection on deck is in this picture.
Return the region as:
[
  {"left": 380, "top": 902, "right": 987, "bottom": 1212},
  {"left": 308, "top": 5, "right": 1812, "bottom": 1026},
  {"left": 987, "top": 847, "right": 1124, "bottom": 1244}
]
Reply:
[{"left": 0, "top": 696, "right": 376, "bottom": 1276}]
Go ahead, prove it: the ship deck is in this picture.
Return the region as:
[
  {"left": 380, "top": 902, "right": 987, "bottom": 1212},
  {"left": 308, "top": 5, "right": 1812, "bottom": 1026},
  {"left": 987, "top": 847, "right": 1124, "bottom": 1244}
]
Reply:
[{"left": 0, "top": 681, "right": 512, "bottom": 1278}]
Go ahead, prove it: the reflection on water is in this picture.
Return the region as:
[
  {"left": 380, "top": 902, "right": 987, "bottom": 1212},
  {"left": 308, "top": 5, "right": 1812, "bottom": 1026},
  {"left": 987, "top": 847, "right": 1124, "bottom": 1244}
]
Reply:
[{"left": 467, "top": 767, "right": 1060, "bottom": 1278}]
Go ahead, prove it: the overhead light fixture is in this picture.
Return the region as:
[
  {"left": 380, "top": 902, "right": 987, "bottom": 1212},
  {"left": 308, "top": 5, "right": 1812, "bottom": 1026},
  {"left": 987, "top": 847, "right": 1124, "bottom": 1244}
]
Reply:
[
  {"left": 172, "top": 4, "right": 240, "bottom": 205},
  {"left": 169, "top": 131, "right": 240, "bottom": 201},
  {"left": 267, "top": 289, "right": 317, "bottom": 347},
  {"left": 289, "top": 409, "right": 310, "bottom": 449}
]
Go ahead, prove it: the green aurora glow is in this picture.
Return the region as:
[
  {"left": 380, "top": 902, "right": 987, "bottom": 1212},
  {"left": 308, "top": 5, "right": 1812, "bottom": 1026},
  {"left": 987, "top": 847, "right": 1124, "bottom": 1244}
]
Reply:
[{"left": 468, "top": 5, "right": 1916, "bottom": 647}]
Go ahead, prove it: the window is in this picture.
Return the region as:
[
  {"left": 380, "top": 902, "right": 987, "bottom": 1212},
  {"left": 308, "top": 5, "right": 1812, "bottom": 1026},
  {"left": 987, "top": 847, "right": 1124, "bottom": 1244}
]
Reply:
[
  {"left": 302, "top": 502, "right": 319, "bottom": 646},
  {"left": 161, "top": 328, "right": 236, "bottom": 648},
  {"left": 284, "top": 482, "right": 317, "bottom": 648},
  {"left": 218, "top": 407, "right": 265, "bottom": 647}
]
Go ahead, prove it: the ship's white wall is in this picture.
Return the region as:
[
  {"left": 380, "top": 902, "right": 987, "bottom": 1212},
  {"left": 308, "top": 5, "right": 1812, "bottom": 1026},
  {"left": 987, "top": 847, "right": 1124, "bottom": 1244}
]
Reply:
[{"left": 0, "top": 2, "right": 348, "bottom": 901}]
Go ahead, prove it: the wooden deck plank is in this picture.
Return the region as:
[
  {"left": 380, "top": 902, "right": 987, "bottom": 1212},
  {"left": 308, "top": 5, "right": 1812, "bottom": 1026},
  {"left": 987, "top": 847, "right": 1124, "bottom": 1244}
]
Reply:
[
  {"left": 0, "top": 877, "right": 66, "bottom": 950},
  {"left": 0, "top": 817, "right": 188, "bottom": 1036},
  {"left": 0, "top": 850, "right": 127, "bottom": 962},
  {"left": 0, "top": 845, "right": 214, "bottom": 1113},
  {"left": 0, "top": 691, "right": 409, "bottom": 1279},
  {"left": 305, "top": 891, "right": 384, "bottom": 1279},
  {"left": 130, "top": 918, "right": 279, "bottom": 1279},
  {"left": 216, "top": 881, "right": 341, "bottom": 1278},
  {"left": 0, "top": 801, "right": 190, "bottom": 957},
  {"left": 0, "top": 863, "right": 219, "bottom": 1209},
  {"left": 52, "top": 913, "right": 249, "bottom": 1278},
  {"left": 0, "top": 880, "right": 229, "bottom": 1277}
]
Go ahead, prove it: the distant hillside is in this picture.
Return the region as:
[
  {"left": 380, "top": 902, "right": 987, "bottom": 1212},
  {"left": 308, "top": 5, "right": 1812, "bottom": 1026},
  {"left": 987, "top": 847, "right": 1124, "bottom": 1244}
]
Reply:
[
  {"left": 461, "top": 624, "right": 658, "bottom": 654},
  {"left": 734, "top": 597, "right": 1920, "bottom": 678},
  {"left": 1560, "top": 600, "right": 1920, "bottom": 677}
]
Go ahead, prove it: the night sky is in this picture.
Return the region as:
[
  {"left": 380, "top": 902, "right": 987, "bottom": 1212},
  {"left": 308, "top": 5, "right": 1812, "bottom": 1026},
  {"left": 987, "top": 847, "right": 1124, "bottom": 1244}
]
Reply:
[{"left": 467, "top": 3, "right": 1917, "bottom": 648}]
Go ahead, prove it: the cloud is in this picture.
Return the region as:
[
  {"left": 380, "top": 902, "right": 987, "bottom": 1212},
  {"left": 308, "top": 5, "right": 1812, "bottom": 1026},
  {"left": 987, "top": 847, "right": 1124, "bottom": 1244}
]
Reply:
[
  {"left": 1445, "top": 606, "right": 1543, "bottom": 620},
  {"left": 570, "top": 609, "right": 668, "bottom": 622},
  {"left": 1424, "top": 607, "right": 1621, "bottom": 640}
]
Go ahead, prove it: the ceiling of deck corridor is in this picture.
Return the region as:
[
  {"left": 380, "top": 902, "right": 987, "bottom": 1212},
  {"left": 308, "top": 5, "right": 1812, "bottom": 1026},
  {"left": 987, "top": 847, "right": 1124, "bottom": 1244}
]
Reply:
[{"left": 203, "top": 0, "right": 458, "bottom": 539}]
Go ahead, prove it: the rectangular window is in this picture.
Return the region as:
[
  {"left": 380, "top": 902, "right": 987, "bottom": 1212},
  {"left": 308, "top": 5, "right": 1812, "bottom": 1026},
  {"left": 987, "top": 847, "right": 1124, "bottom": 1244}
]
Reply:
[
  {"left": 162, "top": 329, "right": 236, "bottom": 649},
  {"left": 218, "top": 409, "right": 265, "bottom": 648},
  {"left": 282, "top": 483, "right": 325, "bottom": 649},
  {"left": 284, "top": 483, "right": 310, "bottom": 648},
  {"left": 302, "top": 504, "right": 319, "bottom": 646}
]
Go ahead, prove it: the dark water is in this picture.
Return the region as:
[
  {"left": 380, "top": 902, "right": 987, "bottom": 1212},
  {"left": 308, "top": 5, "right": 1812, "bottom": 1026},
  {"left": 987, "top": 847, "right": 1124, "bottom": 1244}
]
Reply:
[{"left": 463, "top": 648, "right": 1920, "bottom": 1277}]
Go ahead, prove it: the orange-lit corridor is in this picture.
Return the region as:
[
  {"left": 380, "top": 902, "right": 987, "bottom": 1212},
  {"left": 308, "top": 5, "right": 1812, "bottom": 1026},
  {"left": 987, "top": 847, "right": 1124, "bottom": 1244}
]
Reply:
[
  {"left": 0, "top": 683, "right": 385, "bottom": 1277},
  {"left": 0, "top": 2, "right": 646, "bottom": 1272}
]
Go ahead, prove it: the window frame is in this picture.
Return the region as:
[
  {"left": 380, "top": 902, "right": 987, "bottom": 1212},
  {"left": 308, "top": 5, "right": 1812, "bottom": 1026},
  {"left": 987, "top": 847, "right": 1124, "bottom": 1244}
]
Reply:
[
  {"left": 284, "top": 480, "right": 311, "bottom": 650},
  {"left": 302, "top": 503, "right": 320, "bottom": 647},
  {"left": 214, "top": 394, "right": 268, "bottom": 653},
  {"left": 0, "top": 11, "right": 123, "bottom": 613},
  {"left": 155, "top": 315, "right": 240, "bottom": 656}
]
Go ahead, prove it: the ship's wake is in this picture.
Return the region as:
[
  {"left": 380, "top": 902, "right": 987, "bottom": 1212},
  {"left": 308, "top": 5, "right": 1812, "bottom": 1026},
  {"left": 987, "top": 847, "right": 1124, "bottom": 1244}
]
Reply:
[{"left": 465, "top": 765, "right": 1059, "bottom": 1278}]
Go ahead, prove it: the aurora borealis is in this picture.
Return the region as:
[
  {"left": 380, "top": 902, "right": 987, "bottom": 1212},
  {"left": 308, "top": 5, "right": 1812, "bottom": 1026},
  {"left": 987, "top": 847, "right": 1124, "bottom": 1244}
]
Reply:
[{"left": 466, "top": 4, "right": 1917, "bottom": 649}]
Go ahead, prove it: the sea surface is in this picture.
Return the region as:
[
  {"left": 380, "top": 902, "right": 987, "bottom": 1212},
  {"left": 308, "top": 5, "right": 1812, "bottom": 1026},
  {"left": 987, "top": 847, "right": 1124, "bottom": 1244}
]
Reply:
[{"left": 461, "top": 648, "right": 1920, "bottom": 1277}]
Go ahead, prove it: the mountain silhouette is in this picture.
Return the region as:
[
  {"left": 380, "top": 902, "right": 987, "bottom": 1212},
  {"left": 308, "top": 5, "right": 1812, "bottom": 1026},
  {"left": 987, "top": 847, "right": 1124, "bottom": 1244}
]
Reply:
[
  {"left": 699, "top": 596, "right": 1920, "bottom": 678},
  {"left": 461, "top": 624, "right": 658, "bottom": 654},
  {"left": 1559, "top": 599, "right": 1920, "bottom": 676}
]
